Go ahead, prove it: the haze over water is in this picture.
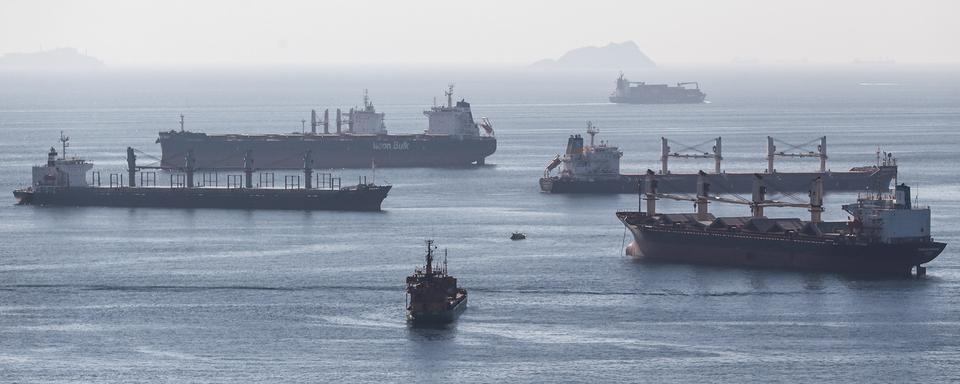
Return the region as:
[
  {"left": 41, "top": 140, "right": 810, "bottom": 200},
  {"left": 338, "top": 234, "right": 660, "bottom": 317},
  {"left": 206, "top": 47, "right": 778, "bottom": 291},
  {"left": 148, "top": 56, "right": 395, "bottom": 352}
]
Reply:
[{"left": 1, "top": 66, "right": 959, "bottom": 382}]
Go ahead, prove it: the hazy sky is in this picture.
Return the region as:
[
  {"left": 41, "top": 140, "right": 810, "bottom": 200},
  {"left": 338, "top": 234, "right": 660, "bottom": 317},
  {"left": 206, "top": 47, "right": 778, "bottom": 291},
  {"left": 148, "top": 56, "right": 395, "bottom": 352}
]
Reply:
[{"left": 1, "top": 0, "right": 957, "bottom": 66}]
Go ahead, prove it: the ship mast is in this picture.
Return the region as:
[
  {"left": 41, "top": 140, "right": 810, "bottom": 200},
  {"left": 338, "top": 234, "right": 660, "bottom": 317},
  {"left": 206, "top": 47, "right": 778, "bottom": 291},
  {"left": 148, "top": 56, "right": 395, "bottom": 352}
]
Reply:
[
  {"left": 59, "top": 131, "right": 69, "bottom": 159},
  {"left": 586, "top": 121, "right": 598, "bottom": 147},
  {"left": 424, "top": 239, "right": 435, "bottom": 275},
  {"left": 445, "top": 84, "right": 454, "bottom": 108}
]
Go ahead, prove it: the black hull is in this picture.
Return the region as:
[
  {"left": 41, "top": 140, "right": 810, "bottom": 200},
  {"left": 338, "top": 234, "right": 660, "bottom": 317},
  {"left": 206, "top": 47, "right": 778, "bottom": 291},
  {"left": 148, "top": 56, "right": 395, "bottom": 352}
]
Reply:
[
  {"left": 617, "top": 213, "right": 945, "bottom": 276},
  {"left": 541, "top": 167, "right": 896, "bottom": 194},
  {"left": 158, "top": 132, "right": 497, "bottom": 169},
  {"left": 13, "top": 185, "right": 391, "bottom": 211},
  {"left": 407, "top": 296, "right": 467, "bottom": 324}
]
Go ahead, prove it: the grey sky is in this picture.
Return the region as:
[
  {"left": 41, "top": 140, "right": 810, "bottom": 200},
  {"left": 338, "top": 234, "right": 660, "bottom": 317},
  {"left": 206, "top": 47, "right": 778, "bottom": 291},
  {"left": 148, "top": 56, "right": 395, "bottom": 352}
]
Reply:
[{"left": 1, "top": 0, "right": 956, "bottom": 65}]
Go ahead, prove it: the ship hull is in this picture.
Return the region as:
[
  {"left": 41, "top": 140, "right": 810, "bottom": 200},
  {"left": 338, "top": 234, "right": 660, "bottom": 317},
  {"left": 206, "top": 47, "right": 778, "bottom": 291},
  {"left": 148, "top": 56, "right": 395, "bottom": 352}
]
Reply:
[
  {"left": 541, "top": 167, "right": 896, "bottom": 194},
  {"left": 617, "top": 213, "right": 945, "bottom": 276},
  {"left": 12, "top": 185, "right": 390, "bottom": 211},
  {"left": 158, "top": 132, "right": 497, "bottom": 169},
  {"left": 407, "top": 296, "right": 467, "bottom": 324},
  {"left": 609, "top": 93, "right": 705, "bottom": 104}
]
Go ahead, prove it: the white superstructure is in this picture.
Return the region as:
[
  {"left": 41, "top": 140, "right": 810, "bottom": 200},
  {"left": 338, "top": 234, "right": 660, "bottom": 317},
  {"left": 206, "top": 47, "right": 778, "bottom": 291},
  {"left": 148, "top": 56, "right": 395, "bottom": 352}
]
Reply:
[
  {"left": 423, "top": 85, "right": 493, "bottom": 137},
  {"left": 545, "top": 122, "right": 622, "bottom": 179},
  {"left": 347, "top": 90, "right": 387, "bottom": 134},
  {"left": 843, "top": 184, "right": 931, "bottom": 244},
  {"left": 31, "top": 133, "right": 93, "bottom": 187}
]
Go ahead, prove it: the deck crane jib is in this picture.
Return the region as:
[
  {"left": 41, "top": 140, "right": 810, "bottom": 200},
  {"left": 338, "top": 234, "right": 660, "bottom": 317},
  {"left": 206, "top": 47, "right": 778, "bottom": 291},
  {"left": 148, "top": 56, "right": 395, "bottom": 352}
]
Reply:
[
  {"left": 766, "top": 136, "right": 828, "bottom": 174},
  {"left": 660, "top": 137, "right": 723, "bottom": 175}
]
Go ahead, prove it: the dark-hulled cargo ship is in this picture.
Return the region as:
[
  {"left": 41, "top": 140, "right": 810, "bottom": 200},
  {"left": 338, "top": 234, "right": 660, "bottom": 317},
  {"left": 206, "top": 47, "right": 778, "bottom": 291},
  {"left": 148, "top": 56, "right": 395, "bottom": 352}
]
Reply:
[
  {"left": 540, "top": 125, "right": 897, "bottom": 194},
  {"left": 157, "top": 87, "right": 496, "bottom": 169},
  {"left": 609, "top": 72, "right": 706, "bottom": 104},
  {"left": 616, "top": 171, "right": 945, "bottom": 276},
  {"left": 406, "top": 240, "right": 467, "bottom": 324},
  {"left": 13, "top": 135, "right": 390, "bottom": 211}
]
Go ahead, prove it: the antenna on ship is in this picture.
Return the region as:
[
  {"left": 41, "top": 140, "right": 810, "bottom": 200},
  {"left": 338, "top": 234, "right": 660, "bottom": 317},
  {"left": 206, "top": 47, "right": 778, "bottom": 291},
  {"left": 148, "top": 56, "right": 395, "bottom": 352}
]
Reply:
[
  {"left": 424, "top": 239, "right": 436, "bottom": 275},
  {"left": 59, "top": 131, "right": 69, "bottom": 159},
  {"left": 363, "top": 88, "right": 371, "bottom": 109},
  {"left": 586, "top": 121, "right": 598, "bottom": 147},
  {"left": 446, "top": 83, "right": 455, "bottom": 108}
]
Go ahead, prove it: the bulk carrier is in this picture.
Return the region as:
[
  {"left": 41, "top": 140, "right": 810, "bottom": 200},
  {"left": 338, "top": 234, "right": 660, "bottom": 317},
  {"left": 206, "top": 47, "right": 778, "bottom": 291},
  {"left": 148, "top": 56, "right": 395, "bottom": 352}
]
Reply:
[
  {"left": 616, "top": 172, "right": 945, "bottom": 276},
  {"left": 13, "top": 134, "right": 390, "bottom": 211},
  {"left": 609, "top": 72, "right": 706, "bottom": 104},
  {"left": 540, "top": 124, "right": 898, "bottom": 194},
  {"left": 156, "top": 87, "right": 496, "bottom": 169}
]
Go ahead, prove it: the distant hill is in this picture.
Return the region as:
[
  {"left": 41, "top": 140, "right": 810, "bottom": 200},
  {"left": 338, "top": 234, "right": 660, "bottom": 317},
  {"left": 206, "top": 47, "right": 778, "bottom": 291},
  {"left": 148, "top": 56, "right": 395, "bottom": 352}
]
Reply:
[
  {"left": 0, "top": 47, "right": 105, "bottom": 69},
  {"left": 533, "top": 41, "right": 655, "bottom": 69}
]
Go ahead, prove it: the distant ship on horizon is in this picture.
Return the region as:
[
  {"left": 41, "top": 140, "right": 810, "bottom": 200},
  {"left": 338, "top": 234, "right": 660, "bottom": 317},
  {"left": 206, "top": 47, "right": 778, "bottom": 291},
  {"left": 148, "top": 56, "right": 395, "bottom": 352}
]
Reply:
[{"left": 608, "top": 72, "right": 706, "bottom": 104}]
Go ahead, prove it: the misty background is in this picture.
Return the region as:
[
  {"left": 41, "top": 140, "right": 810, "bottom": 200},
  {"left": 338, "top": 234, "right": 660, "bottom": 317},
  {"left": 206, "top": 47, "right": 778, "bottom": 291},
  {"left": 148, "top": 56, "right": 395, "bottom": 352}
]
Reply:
[{"left": 1, "top": 0, "right": 957, "bottom": 66}]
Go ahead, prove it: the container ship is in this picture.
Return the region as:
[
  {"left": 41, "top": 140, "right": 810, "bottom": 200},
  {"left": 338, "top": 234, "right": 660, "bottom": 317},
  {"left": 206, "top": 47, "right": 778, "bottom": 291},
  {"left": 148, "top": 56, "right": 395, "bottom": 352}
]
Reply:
[
  {"left": 540, "top": 124, "right": 897, "bottom": 194},
  {"left": 13, "top": 134, "right": 390, "bottom": 211},
  {"left": 609, "top": 72, "right": 706, "bottom": 104},
  {"left": 616, "top": 171, "right": 945, "bottom": 276},
  {"left": 406, "top": 240, "right": 467, "bottom": 324},
  {"left": 156, "top": 87, "right": 496, "bottom": 169}
]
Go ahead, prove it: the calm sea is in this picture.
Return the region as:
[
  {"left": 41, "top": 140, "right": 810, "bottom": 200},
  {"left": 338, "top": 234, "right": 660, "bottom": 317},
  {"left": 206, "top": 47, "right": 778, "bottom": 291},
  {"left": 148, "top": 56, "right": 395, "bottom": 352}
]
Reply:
[{"left": 1, "top": 66, "right": 958, "bottom": 383}]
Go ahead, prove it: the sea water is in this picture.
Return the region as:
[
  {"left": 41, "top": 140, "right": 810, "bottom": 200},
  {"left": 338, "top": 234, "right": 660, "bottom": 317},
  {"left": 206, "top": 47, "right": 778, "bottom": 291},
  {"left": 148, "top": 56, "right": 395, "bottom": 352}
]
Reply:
[{"left": 0, "top": 66, "right": 958, "bottom": 382}]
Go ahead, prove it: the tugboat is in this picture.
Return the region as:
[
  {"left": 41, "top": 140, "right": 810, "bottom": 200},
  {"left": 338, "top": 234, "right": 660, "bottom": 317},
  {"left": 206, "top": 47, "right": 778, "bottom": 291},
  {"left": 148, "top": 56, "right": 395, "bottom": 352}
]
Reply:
[{"left": 406, "top": 240, "right": 468, "bottom": 324}]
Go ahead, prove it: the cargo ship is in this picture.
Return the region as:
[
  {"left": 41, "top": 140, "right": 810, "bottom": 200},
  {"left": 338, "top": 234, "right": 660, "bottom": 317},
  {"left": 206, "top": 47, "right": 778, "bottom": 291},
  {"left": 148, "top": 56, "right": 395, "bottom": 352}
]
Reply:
[
  {"left": 609, "top": 72, "right": 706, "bottom": 104},
  {"left": 13, "top": 134, "right": 390, "bottom": 211},
  {"left": 616, "top": 172, "right": 945, "bottom": 276},
  {"left": 156, "top": 87, "right": 497, "bottom": 169},
  {"left": 540, "top": 125, "right": 897, "bottom": 194},
  {"left": 405, "top": 240, "right": 468, "bottom": 324}
]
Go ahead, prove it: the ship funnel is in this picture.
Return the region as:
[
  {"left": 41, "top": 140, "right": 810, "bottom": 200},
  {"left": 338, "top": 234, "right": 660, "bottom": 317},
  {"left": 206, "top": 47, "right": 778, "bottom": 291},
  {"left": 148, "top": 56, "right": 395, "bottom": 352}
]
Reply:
[
  {"left": 566, "top": 134, "right": 584, "bottom": 155},
  {"left": 310, "top": 110, "right": 317, "bottom": 134},
  {"left": 895, "top": 183, "right": 912, "bottom": 209}
]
